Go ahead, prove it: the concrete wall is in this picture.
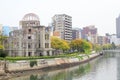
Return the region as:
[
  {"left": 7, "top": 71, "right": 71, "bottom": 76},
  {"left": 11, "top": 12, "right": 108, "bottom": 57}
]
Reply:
[
  {"left": 0, "top": 61, "right": 5, "bottom": 75},
  {"left": 0, "top": 53, "right": 99, "bottom": 73},
  {"left": 6, "top": 58, "right": 80, "bottom": 72}
]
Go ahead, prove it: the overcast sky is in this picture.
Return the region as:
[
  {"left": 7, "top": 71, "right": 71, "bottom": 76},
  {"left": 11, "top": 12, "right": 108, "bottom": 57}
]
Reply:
[{"left": 0, "top": 0, "right": 120, "bottom": 35}]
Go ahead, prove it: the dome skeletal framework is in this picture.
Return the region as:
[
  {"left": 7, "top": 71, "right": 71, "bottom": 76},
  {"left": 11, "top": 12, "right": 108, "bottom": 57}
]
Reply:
[{"left": 22, "top": 13, "right": 39, "bottom": 21}]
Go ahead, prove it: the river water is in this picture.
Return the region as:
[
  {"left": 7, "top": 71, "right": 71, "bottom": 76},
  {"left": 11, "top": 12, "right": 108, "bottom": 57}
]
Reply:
[{"left": 9, "top": 52, "right": 120, "bottom": 80}]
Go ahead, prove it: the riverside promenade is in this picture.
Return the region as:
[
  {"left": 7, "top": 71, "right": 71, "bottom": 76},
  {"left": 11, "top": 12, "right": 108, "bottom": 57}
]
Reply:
[{"left": 0, "top": 53, "right": 101, "bottom": 79}]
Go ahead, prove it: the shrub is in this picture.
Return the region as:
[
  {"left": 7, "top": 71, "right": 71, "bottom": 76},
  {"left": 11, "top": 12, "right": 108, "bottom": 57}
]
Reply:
[
  {"left": 30, "top": 60, "right": 37, "bottom": 67},
  {"left": 0, "top": 49, "right": 8, "bottom": 58}
]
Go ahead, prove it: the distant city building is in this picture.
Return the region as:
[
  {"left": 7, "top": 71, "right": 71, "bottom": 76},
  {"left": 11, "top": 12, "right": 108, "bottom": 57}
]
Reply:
[
  {"left": 10, "top": 26, "right": 18, "bottom": 31},
  {"left": 2, "top": 26, "right": 11, "bottom": 36},
  {"left": 110, "top": 34, "right": 120, "bottom": 45},
  {"left": 72, "top": 28, "right": 82, "bottom": 40},
  {"left": 116, "top": 15, "right": 120, "bottom": 38},
  {"left": 97, "top": 36, "right": 108, "bottom": 45},
  {"left": 105, "top": 33, "right": 111, "bottom": 44},
  {"left": 2, "top": 26, "right": 18, "bottom": 36},
  {"left": 48, "top": 23, "right": 54, "bottom": 36},
  {"left": 52, "top": 14, "right": 72, "bottom": 41},
  {"left": 8, "top": 13, "right": 53, "bottom": 57},
  {"left": 53, "top": 31, "right": 61, "bottom": 38},
  {"left": 81, "top": 25, "right": 98, "bottom": 44}
]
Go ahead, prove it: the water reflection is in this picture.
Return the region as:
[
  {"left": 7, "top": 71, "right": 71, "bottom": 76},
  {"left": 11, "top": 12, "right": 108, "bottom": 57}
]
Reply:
[
  {"left": 9, "top": 62, "right": 91, "bottom": 80},
  {"left": 9, "top": 52, "right": 120, "bottom": 80}
]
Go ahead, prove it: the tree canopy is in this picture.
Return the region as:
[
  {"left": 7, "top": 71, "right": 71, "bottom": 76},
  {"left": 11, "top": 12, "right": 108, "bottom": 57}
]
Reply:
[
  {"left": 70, "top": 39, "right": 92, "bottom": 53},
  {"left": 51, "top": 36, "right": 70, "bottom": 52}
]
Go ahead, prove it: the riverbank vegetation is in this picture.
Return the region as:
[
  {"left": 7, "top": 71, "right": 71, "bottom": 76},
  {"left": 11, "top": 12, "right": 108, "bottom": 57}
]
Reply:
[
  {"left": 0, "top": 35, "right": 8, "bottom": 58},
  {"left": 0, "top": 52, "right": 84, "bottom": 61},
  {"left": 0, "top": 37, "right": 92, "bottom": 61},
  {"left": 51, "top": 36, "right": 92, "bottom": 54},
  {"left": 0, "top": 36, "right": 117, "bottom": 61}
]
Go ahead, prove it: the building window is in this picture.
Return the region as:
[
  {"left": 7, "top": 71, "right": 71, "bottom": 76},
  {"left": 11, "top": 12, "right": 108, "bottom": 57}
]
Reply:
[
  {"left": 28, "top": 36, "right": 31, "bottom": 39},
  {"left": 28, "top": 52, "right": 31, "bottom": 56},
  {"left": 45, "top": 34, "right": 49, "bottom": 40},
  {"left": 28, "top": 44, "right": 31, "bottom": 48},
  {"left": 28, "top": 29, "right": 31, "bottom": 33},
  {"left": 47, "top": 51, "right": 50, "bottom": 56},
  {"left": 45, "top": 43, "right": 49, "bottom": 48}
]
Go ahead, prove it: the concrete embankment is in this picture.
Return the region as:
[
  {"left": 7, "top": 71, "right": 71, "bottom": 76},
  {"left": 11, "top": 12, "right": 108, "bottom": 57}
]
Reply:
[{"left": 0, "top": 53, "right": 101, "bottom": 79}]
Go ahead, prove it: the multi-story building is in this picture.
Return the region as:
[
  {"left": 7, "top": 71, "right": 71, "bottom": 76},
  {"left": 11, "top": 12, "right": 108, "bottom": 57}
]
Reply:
[
  {"left": 81, "top": 25, "right": 98, "bottom": 44},
  {"left": 97, "top": 36, "right": 108, "bottom": 45},
  {"left": 2, "top": 26, "right": 11, "bottom": 36},
  {"left": 105, "top": 33, "right": 111, "bottom": 44},
  {"left": 8, "top": 13, "right": 53, "bottom": 57},
  {"left": 72, "top": 28, "right": 82, "bottom": 40},
  {"left": 110, "top": 34, "right": 120, "bottom": 45},
  {"left": 52, "top": 14, "right": 72, "bottom": 41},
  {"left": 0, "top": 26, "right": 18, "bottom": 36},
  {"left": 10, "top": 26, "right": 18, "bottom": 31},
  {"left": 116, "top": 15, "right": 120, "bottom": 38}
]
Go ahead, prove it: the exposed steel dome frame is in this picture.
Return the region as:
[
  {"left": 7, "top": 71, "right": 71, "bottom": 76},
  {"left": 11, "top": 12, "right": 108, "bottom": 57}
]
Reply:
[{"left": 22, "top": 13, "right": 39, "bottom": 21}]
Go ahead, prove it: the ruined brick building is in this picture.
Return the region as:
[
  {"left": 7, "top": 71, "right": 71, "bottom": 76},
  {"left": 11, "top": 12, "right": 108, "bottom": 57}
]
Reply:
[{"left": 8, "top": 13, "right": 53, "bottom": 56}]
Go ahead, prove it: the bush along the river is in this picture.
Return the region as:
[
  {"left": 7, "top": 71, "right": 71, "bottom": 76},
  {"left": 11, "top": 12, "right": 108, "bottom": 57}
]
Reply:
[{"left": 30, "top": 60, "right": 37, "bottom": 67}]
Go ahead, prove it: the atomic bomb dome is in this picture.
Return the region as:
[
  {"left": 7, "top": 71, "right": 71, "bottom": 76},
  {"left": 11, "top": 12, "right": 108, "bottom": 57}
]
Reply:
[
  {"left": 20, "top": 13, "right": 40, "bottom": 27},
  {"left": 22, "top": 13, "right": 39, "bottom": 21},
  {"left": 8, "top": 13, "right": 53, "bottom": 57}
]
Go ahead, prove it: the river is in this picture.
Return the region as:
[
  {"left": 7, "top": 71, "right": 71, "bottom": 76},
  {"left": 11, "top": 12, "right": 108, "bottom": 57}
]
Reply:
[{"left": 8, "top": 52, "right": 120, "bottom": 80}]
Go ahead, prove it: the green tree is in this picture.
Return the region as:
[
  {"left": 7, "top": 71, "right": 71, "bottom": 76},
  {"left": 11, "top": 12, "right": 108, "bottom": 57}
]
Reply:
[
  {"left": 82, "top": 40, "right": 92, "bottom": 54},
  {"left": 70, "top": 39, "right": 92, "bottom": 53},
  {"left": 93, "top": 44, "right": 102, "bottom": 52},
  {"left": 111, "top": 42, "right": 116, "bottom": 49},
  {"left": 0, "top": 35, "right": 8, "bottom": 49},
  {"left": 61, "top": 40, "right": 70, "bottom": 52},
  {"left": 51, "top": 36, "right": 70, "bottom": 54},
  {"left": 102, "top": 44, "right": 112, "bottom": 50},
  {"left": 51, "top": 36, "right": 63, "bottom": 50},
  {"left": 0, "top": 49, "right": 8, "bottom": 58},
  {"left": 70, "top": 39, "right": 83, "bottom": 52},
  {"left": 0, "top": 44, "right": 4, "bottom": 49},
  {"left": 0, "top": 35, "right": 8, "bottom": 72}
]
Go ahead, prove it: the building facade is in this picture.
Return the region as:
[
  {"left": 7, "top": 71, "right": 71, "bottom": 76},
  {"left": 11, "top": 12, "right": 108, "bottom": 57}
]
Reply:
[
  {"left": 8, "top": 13, "right": 53, "bottom": 57},
  {"left": 72, "top": 28, "right": 82, "bottom": 40},
  {"left": 52, "top": 14, "right": 72, "bottom": 41},
  {"left": 116, "top": 15, "right": 120, "bottom": 38},
  {"left": 81, "top": 25, "right": 98, "bottom": 44},
  {"left": 2, "top": 26, "right": 11, "bottom": 36},
  {"left": 110, "top": 34, "right": 120, "bottom": 45},
  {"left": 97, "top": 36, "right": 108, "bottom": 45}
]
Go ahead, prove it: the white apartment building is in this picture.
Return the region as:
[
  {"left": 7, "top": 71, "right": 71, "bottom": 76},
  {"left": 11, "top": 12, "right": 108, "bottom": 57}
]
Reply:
[{"left": 52, "top": 14, "right": 72, "bottom": 41}]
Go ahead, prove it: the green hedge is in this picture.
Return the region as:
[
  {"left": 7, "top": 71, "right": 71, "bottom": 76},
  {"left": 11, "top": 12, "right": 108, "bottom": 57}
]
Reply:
[{"left": 0, "top": 52, "right": 85, "bottom": 61}]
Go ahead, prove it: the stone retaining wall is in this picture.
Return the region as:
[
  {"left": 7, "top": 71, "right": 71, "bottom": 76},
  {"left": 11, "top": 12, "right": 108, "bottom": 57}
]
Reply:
[
  {"left": 0, "top": 61, "right": 5, "bottom": 75},
  {"left": 0, "top": 53, "right": 100, "bottom": 74}
]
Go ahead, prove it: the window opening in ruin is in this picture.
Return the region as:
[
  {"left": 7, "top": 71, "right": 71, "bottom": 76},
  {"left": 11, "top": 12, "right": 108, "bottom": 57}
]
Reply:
[
  {"left": 28, "top": 44, "right": 31, "bottom": 48},
  {"left": 47, "top": 51, "right": 50, "bottom": 56},
  {"left": 45, "top": 43, "right": 49, "bottom": 48},
  {"left": 39, "top": 53, "right": 43, "bottom": 56},
  {"left": 28, "top": 36, "right": 31, "bottom": 39},
  {"left": 28, "top": 52, "right": 31, "bottom": 56},
  {"left": 28, "top": 29, "right": 31, "bottom": 33}
]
